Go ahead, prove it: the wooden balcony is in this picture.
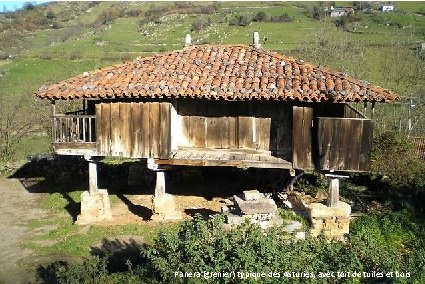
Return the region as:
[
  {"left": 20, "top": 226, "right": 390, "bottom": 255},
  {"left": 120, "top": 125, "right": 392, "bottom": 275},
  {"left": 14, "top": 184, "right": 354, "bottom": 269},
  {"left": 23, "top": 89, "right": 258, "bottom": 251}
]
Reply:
[{"left": 52, "top": 114, "right": 97, "bottom": 155}]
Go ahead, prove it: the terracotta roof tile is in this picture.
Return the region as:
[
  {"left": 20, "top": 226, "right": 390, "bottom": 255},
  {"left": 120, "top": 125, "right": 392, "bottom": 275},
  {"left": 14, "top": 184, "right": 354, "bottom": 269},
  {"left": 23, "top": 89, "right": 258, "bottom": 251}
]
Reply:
[{"left": 34, "top": 44, "right": 399, "bottom": 102}]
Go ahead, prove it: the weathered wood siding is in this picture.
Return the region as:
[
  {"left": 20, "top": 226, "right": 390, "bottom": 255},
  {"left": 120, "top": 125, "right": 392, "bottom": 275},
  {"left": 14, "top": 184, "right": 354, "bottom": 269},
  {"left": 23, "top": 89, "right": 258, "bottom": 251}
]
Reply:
[
  {"left": 343, "top": 104, "right": 367, "bottom": 119},
  {"left": 317, "top": 117, "right": 372, "bottom": 171},
  {"left": 96, "top": 102, "right": 171, "bottom": 158},
  {"left": 172, "top": 100, "right": 292, "bottom": 161},
  {"left": 292, "top": 106, "right": 313, "bottom": 169}
]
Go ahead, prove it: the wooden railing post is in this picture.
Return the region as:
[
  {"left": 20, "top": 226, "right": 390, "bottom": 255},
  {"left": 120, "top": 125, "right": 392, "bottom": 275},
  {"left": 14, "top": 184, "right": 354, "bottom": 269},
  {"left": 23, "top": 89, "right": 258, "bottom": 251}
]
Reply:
[{"left": 52, "top": 114, "right": 96, "bottom": 144}]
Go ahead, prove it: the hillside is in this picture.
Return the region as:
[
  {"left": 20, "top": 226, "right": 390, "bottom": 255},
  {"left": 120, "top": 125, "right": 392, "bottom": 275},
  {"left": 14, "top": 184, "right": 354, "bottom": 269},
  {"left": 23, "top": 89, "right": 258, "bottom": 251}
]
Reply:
[{"left": 0, "top": 1, "right": 424, "bottom": 163}]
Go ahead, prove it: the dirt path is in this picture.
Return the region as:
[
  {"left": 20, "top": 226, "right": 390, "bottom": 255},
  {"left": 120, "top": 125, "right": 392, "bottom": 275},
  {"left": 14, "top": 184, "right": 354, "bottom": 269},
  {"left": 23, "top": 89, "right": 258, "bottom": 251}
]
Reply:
[{"left": 0, "top": 177, "right": 47, "bottom": 284}]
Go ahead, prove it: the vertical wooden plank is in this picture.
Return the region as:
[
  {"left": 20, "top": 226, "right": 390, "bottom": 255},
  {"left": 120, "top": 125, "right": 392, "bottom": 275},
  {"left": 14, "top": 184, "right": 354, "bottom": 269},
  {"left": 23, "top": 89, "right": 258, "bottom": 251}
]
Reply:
[
  {"left": 131, "top": 102, "right": 143, "bottom": 158},
  {"left": 302, "top": 107, "right": 313, "bottom": 169},
  {"left": 190, "top": 116, "right": 206, "bottom": 148},
  {"left": 181, "top": 115, "right": 191, "bottom": 147},
  {"left": 159, "top": 103, "right": 171, "bottom": 158},
  {"left": 100, "top": 103, "right": 111, "bottom": 155},
  {"left": 188, "top": 100, "right": 206, "bottom": 148},
  {"left": 228, "top": 116, "right": 237, "bottom": 149},
  {"left": 238, "top": 116, "right": 253, "bottom": 149},
  {"left": 206, "top": 117, "right": 221, "bottom": 148},
  {"left": 110, "top": 103, "right": 121, "bottom": 156},
  {"left": 349, "top": 119, "right": 362, "bottom": 171},
  {"left": 359, "top": 120, "right": 373, "bottom": 171},
  {"left": 141, "top": 103, "right": 150, "bottom": 157},
  {"left": 318, "top": 118, "right": 333, "bottom": 170},
  {"left": 82, "top": 117, "right": 86, "bottom": 142},
  {"left": 329, "top": 119, "right": 340, "bottom": 170},
  {"left": 292, "top": 106, "right": 304, "bottom": 168},
  {"left": 338, "top": 119, "right": 351, "bottom": 170},
  {"left": 149, "top": 102, "right": 160, "bottom": 157},
  {"left": 120, "top": 103, "right": 131, "bottom": 157}
]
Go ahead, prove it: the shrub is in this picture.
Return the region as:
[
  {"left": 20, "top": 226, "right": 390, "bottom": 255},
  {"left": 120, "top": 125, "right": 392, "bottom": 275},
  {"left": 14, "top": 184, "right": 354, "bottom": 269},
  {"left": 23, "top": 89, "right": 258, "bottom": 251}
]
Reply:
[
  {"left": 371, "top": 131, "right": 425, "bottom": 188},
  {"left": 253, "top": 11, "right": 268, "bottom": 22},
  {"left": 229, "top": 14, "right": 252, "bottom": 27},
  {"left": 53, "top": 211, "right": 425, "bottom": 283},
  {"left": 190, "top": 18, "right": 211, "bottom": 32},
  {"left": 46, "top": 11, "right": 55, "bottom": 19}
]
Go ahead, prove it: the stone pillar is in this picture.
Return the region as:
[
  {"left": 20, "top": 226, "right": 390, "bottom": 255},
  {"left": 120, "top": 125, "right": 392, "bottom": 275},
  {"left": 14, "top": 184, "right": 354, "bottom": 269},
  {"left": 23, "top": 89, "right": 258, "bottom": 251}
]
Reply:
[
  {"left": 88, "top": 160, "right": 98, "bottom": 194},
  {"left": 149, "top": 167, "right": 182, "bottom": 221},
  {"left": 155, "top": 171, "right": 166, "bottom": 198},
  {"left": 327, "top": 178, "right": 339, "bottom": 208},
  {"left": 76, "top": 157, "right": 112, "bottom": 225}
]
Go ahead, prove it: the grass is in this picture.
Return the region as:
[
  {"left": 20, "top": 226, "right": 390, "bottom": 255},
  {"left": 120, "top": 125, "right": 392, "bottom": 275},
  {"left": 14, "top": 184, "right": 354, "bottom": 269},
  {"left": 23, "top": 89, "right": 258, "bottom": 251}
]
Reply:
[{"left": 21, "top": 189, "right": 175, "bottom": 258}]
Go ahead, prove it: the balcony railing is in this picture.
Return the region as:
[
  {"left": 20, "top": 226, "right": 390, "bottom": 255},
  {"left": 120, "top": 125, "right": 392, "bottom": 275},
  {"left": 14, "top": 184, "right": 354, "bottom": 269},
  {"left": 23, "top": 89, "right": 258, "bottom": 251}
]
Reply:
[{"left": 53, "top": 114, "right": 96, "bottom": 143}]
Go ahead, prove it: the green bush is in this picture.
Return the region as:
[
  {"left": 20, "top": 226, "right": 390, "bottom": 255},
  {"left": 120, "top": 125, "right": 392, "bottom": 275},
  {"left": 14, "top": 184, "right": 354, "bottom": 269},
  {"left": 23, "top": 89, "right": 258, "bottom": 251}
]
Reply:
[
  {"left": 371, "top": 131, "right": 425, "bottom": 189},
  {"left": 54, "top": 211, "right": 425, "bottom": 283},
  {"left": 229, "top": 15, "right": 253, "bottom": 27}
]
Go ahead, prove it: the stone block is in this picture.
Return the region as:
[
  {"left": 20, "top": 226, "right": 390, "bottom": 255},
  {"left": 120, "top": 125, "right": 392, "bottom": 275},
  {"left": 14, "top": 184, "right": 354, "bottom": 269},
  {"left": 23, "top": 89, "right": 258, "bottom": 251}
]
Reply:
[
  {"left": 234, "top": 195, "right": 277, "bottom": 215},
  {"left": 308, "top": 201, "right": 351, "bottom": 240},
  {"left": 151, "top": 194, "right": 182, "bottom": 221},
  {"left": 282, "top": 220, "right": 303, "bottom": 233},
  {"left": 243, "top": 190, "right": 261, "bottom": 201},
  {"left": 308, "top": 202, "right": 351, "bottom": 218},
  {"left": 76, "top": 190, "right": 112, "bottom": 225}
]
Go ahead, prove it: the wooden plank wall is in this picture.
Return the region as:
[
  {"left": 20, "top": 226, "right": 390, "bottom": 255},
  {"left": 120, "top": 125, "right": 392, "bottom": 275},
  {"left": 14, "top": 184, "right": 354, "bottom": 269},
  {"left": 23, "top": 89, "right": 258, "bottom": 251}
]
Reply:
[
  {"left": 317, "top": 117, "right": 372, "bottom": 171},
  {"left": 174, "top": 100, "right": 292, "bottom": 160},
  {"left": 96, "top": 102, "right": 171, "bottom": 158},
  {"left": 343, "top": 104, "right": 367, "bottom": 119},
  {"left": 292, "top": 106, "right": 313, "bottom": 169}
]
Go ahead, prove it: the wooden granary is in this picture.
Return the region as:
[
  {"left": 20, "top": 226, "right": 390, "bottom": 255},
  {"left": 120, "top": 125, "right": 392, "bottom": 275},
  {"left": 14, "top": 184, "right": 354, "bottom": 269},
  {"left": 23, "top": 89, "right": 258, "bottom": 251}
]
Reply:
[{"left": 35, "top": 37, "right": 399, "bottom": 222}]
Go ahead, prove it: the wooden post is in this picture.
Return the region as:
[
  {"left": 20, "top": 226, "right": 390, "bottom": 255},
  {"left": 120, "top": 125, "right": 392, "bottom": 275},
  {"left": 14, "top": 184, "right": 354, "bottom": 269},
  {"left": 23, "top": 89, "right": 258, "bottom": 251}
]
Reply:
[
  {"left": 327, "top": 178, "right": 339, "bottom": 208},
  {"left": 51, "top": 100, "right": 56, "bottom": 143},
  {"left": 88, "top": 159, "right": 98, "bottom": 194},
  {"left": 155, "top": 171, "right": 166, "bottom": 198}
]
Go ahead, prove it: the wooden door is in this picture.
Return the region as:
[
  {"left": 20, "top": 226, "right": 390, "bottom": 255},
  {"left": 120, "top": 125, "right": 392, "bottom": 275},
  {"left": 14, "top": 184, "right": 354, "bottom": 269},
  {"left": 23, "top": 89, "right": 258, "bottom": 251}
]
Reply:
[
  {"left": 317, "top": 117, "right": 372, "bottom": 171},
  {"left": 292, "top": 106, "right": 313, "bottom": 169}
]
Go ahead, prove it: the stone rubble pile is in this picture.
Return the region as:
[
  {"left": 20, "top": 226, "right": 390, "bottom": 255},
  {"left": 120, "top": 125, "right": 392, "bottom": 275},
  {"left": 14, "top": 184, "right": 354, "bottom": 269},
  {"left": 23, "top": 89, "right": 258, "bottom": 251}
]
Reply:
[{"left": 222, "top": 190, "right": 282, "bottom": 229}]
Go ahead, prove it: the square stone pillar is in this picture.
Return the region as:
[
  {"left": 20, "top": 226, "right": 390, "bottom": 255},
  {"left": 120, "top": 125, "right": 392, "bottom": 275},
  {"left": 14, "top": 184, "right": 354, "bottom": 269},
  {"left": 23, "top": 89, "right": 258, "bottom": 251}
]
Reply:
[
  {"left": 76, "top": 157, "right": 112, "bottom": 225},
  {"left": 327, "top": 178, "right": 339, "bottom": 208},
  {"left": 150, "top": 169, "right": 182, "bottom": 221}
]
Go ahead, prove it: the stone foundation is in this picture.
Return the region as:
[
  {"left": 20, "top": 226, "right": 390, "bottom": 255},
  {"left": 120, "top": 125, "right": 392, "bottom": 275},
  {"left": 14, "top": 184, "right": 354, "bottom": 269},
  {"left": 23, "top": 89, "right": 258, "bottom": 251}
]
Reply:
[
  {"left": 308, "top": 201, "right": 351, "bottom": 241},
  {"left": 223, "top": 190, "right": 282, "bottom": 229},
  {"left": 76, "top": 189, "right": 112, "bottom": 225},
  {"left": 151, "top": 194, "right": 182, "bottom": 221}
]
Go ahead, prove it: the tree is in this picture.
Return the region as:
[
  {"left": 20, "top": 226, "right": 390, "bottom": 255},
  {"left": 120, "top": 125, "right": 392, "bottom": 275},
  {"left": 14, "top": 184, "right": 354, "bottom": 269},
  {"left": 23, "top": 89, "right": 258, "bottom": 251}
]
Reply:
[
  {"left": 0, "top": 94, "right": 50, "bottom": 165},
  {"left": 23, "top": 2, "right": 35, "bottom": 10}
]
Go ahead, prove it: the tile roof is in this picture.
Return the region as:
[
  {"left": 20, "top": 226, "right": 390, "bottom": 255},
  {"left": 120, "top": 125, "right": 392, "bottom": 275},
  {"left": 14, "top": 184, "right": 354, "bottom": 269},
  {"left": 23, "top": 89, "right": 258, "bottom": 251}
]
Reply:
[{"left": 34, "top": 44, "right": 399, "bottom": 102}]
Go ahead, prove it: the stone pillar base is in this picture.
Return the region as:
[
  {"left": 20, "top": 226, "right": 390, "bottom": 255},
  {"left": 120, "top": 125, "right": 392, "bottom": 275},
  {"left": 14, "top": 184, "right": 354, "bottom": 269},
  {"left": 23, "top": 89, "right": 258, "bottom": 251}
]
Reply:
[
  {"left": 76, "top": 189, "right": 112, "bottom": 225},
  {"left": 308, "top": 201, "right": 351, "bottom": 241},
  {"left": 151, "top": 194, "right": 182, "bottom": 221}
]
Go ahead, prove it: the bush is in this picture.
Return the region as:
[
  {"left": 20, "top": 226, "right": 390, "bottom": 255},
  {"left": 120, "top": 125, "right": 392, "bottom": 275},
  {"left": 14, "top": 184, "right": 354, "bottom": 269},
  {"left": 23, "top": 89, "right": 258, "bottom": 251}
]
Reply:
[
  {"left": 253, "top": 11, "right": 269, "bottom": 22},
  {"left": 190, "top": 18, "right": 211, "bottom": 32},
  {"left": 371, "top": 131, "right": 425, "bottom": 188},
  {"left": 52, "top": 210, "right": 425, "bottom": 283},
  {"left": 229, "top": 14, "right": 252, "bottom": 27}
]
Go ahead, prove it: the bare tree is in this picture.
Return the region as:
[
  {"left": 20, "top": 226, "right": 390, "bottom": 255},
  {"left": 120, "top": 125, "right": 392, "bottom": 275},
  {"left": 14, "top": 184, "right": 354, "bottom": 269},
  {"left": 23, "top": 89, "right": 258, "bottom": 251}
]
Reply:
[{"left": 0, "top": 94, "right": 50, "bottom": 165}]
